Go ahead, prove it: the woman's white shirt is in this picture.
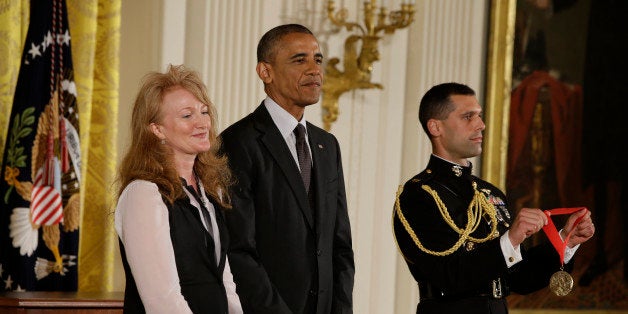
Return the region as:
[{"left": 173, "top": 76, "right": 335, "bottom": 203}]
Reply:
[{"left": 115, "top": 180, "right": 242, "bottom": 314}]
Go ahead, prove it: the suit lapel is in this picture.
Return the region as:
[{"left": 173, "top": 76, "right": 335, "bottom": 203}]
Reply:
[
  {"left": 252, "top": 105, "right": 315, "bottom": 229},
  {"left": 307, "top": 124, "right": 328, "bottom": 240}
]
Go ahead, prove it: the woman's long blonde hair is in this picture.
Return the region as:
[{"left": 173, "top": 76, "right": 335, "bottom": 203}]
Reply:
[{"left": 116, "top": 64, "right": 233, "bottom": 208}]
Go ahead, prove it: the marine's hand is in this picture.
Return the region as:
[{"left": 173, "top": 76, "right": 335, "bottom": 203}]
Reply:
[
  {"left": 561, "top": 208, "right": 595, "bottom": 248},
  {"left": 509, "top": 207, "right": 548, "bottom": 247}
]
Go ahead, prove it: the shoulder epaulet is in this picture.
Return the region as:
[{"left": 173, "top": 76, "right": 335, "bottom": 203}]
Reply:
[{"left": 408, "top": 169, "right": 434, "bottom": 186}]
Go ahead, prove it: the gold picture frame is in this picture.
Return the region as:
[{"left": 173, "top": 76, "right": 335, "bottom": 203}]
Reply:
[
  {"left": 483, "top": 0, "right": 627, "bottom": 312},
  {"left": 481, "top": 0, "right": 515, "bottom": 191}
]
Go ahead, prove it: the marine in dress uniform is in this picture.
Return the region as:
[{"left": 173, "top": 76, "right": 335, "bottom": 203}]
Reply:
[{"left": 393, "top": 155, "right": 571, "bottom": 314}]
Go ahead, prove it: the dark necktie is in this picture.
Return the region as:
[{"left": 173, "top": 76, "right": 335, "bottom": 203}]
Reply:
[{"left": 294, "top": 124, "right": 311, "bottom": 193}]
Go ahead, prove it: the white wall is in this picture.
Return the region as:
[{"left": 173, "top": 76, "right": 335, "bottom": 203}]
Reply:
[{"left": 118, "top": 1, "right": 488, "bottom": 312}]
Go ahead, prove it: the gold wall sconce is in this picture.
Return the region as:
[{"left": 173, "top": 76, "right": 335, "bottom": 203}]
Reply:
[{"left": 322, "top": 0, "right": 416, "bottom": 131}]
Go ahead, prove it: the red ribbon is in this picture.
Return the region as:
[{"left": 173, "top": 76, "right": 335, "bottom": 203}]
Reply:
[{"left": 541, "top": 207, "right": 588, "bottom": 265}]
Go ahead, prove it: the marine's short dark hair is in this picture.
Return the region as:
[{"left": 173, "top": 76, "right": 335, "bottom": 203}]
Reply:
[
  {"left": 418, "top": 82, "right": 476, "bottom": 136},
  {"left": 257, "top": 24, "right": 314, "bottom": 63}
]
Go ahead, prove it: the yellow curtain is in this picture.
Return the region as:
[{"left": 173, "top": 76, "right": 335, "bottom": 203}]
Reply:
[
  {"left": 0, "top": 0, "right": 29, "bottom": 151},
  {"left": 66, "top": 0, "right": 121, "bottom": 292},
  {"left": 0, "top": 0, "right": 120, "bottom": 292}
]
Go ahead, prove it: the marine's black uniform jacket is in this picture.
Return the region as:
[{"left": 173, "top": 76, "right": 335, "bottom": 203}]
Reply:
[{"left": 393, "top": 155, "right": 572, "bottom": 314}]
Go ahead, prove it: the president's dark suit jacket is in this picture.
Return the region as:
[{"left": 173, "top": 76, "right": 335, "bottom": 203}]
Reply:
[{"left": 219, "top": 103, "right": 355, "bottom": 314}]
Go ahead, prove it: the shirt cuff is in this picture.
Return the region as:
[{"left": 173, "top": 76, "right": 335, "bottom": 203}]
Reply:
[
  {"left": 560, "top": 228, "right": 580, "bottom": 263},
  {"left": 501, "top": 230, "right": 522, "bottom": 267}
]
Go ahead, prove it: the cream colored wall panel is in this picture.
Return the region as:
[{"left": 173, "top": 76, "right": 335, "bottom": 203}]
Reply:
[
  {"left": 161, "top": 0, "right": 186, "bottom": 69},
  {"left": 319, "top": 1, "right": 407, "bottom": 312},
  {"left": 184, "top": 0, "right": 265, "bottom": 131}
]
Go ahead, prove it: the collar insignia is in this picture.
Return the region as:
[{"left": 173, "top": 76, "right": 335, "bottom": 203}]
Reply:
[{"left": 452, "top": 165, "right": 462, "bottom": 177}]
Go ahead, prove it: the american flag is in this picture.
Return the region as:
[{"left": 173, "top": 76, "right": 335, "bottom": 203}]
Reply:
[{"left": 0, "top": 0, "right": 80, "bottom": 291}]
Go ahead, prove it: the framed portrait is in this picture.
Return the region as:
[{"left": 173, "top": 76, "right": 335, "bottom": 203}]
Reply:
[{"left": 483, "top": 0, "right": 628, "bottom": 311}]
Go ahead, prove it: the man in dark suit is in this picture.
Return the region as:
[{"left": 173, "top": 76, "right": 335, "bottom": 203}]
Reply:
[
  {"left": 393, "top": 82, "right": 595, "bottom": 314},
  {"left": 219, "top": 24, "right": 354, "bottom": 314}
]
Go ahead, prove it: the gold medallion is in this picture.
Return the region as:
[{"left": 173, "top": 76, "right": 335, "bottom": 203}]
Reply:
[{"left": 549, "top": 270, "right": 573, "bottom": 296}]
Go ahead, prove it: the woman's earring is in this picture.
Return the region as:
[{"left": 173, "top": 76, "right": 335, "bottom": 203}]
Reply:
[{"left": 161, "top": 139, "right": 166, "bottom": 145}]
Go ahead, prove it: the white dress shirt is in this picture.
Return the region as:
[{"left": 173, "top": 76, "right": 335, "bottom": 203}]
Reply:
[
  {"left": 264, "top": 97, "right": 312, "bottom": 170},
  {"left": 115, "top": 180, "right": 243, "bottom": 314}
]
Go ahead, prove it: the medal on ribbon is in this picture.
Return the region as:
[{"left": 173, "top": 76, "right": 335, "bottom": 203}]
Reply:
[{"left": 541, "top": 207, "right": 588, "bottom": 296}]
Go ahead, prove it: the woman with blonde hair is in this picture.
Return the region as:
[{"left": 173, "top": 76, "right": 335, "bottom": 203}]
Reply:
[{"left": 115, "top": 64, "right": 242, "bottom": 313}]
